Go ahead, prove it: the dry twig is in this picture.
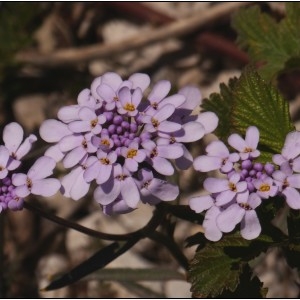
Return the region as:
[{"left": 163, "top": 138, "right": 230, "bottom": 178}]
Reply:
[{"left": 15, "top": 2, "right": 250, "bottom": 67}]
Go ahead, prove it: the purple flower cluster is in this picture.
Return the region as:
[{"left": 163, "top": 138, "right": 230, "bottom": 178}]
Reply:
[
  {"left": 190, "top": 126, "right": 300, "bottom": 241},
  {"left": 0, "top": 122, "right": 60, "bottom": 213},
  {"left": 40, "top": 72, "right": 218, "bottom": 214}
]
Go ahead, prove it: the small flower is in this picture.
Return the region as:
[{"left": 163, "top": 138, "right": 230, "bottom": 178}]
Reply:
[
  {"left": 3, "top": 122, "right": 37, "bottom": 170},
  {"left": 253, "top": 175, "right": 277, "bottom": 199},
  {"left": 94, "top": 164, "right": 140, "bottom": 208},
  {"left": 228, "top": 126, "right": 260, "bottom": 160},
  {"left": 217, "top": 192, "right": 261, "bottom": 240},
  {"left": 136, "top": 168, "right": 179, "bottom": 204},
  {"left": 272, "top": 170, "right": 300, "bottom": 209},
  {"left": 204, "top": 173, "right": 247, "bottom": 206},
  {"left": 12, "top": 156, "right": 61, "bottom": 197},
  {"left": 273, "top": 131, "right": 300, "bottom": 173},
  {"left": 142, "top": 140, "right": 183, "bottom": 176},
  {"left": 193, "top": 140, "right": 239, "bottom": 173},
  {"left": 121, "top": 141, "right": 146, "bottom": 172}
]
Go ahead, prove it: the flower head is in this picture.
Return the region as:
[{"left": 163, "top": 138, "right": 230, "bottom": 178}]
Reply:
[{"left": 40, "top": 72, "right": 217, "bottom": 213}]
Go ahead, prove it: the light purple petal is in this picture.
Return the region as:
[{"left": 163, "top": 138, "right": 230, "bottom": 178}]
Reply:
[
  {"left": 15, "top": 134, "right": 37, "bottom": 159},
  {"left": 292, "top": 157, "right": 300, "bottom": 172},
  {"left": 61, "top": 166, "right": 83, "bottom": 198},
  {"left": 68, "top": 121, "right": 92, "bottom": 133},
  {"left": 159, "top": 94, "right": 185, "bottom": 108},
  {"left": 240, "top": 210, "right": 261, "bottom": 240},
  {"left": 14, "top": 185, "right": 30, "bottom": 198},
  {"left": 3, "top": 122, "right": 23, "bottom": 153},
  {"left": 288, "top": 174, "right": 300, "bottom": 188},
  {"left": 152, "top": 157, "right": 174, "bottom": 176},
  {"left": 70, "top": 172, "right": 90, "bottom": 200},
  {"left": 215, "top": 190, "right": 236, "bottom": 206},
  {"left": 283, "top": 187, "right": 300, "bottom": 209},
  {"left": 196, "top": 112, "right": 218, "bottom": 134},
  {"left": 193, "top": 155, "right": 222, "bottom": 172},
  {"left": 217, "top": 204, "right": 244, "bottom": 232},
  {"left": 154, "top": 104, "right": 175, "bottom": 122},
  {"left": 158, "top": 121, "right": 181, "bottom": 133},
  {"left": 272, "top": 154, "right": 286, "bottom": 166},
  {"left": 101, "top": 72, "right": 123, "bottom": 91},
  {"left": 96, "top": 83, "right": 116, "bottom": 102},
  {"left": 147, "top": 178, "right": 179, "bottom": 201},
  {"left": 28, "top": 156, "right": 56, "bottom": 180},
  {"left": 228, "top": 133, "right": 246, "bottom": 152},
  {"left": 12, "top": 173, "right": 27, "bottom": 186},
  {"left": 206, "top": 140, "right": 229, "bottom": 157},
  {"left": 118, "top": 86, "right": 131, "bottom": 106},
  {"left": 148, "top": 80, "right": 171, "bottom": 103},
  {"left": 31, "top": 178, "right": 60, "bottom": 197},
  {"left": 94, "top": 180, "right": 120, "bottom": 205},
  {"left": 245, "top": 126, "right": 259, "bottom": 149},
  {"left": 40, "top": 119, "right": 72, "bottom": 143},
  {"left": 178, "top": 86, "right": 201, "bottom": 110},
  {"left": 282, "top": 131, "right": 300, "bottom": 160},
  {"left": 0, "top": 146, "right": 9, "bottom": 167},
  {"left": 189, "top": 195, "right": 214, "bottom": 213},
  {"left": 103, "top": 199, "right": 135, "bottom": 216},
  {"left": 120, "top": 178, "right": 140, "bottom": 208},
  {"left": 204, "top": 178, "right": 229, "bottom": 193},
  {"left": 158, "top": 144, "right": 183, "bottom": 159},
  {"left": 129, "top": 73, "right": 150, "bottom": 92},
  {"left": 57, "top": 105, "right": 81, "bottom": 123},
  {"left": 203, "top": 206, "right": 223, "bottom": 242},
  {"left": 63, "top": 147, "right": 87, "bottom": 168},
  {"left": 175, "top": 144, "right": 193, "bottom": 170},
  {"left": 59, "top": 134, "right": 82, "bottom": 152},
  {"left": 125, "top": 158, "right": 138, "bottom": 172},
  {"left": 247, "top": 193, "right": 262, "bottom": 209},
  {"left": 132, "top": 88, "right": 142, "bottom": 107},
  {"left": 96, "top": 164, "right": 113, "bottom": 184},
  {"left": 45, "top": 144, "right": 65, "bottom": 162},
  {"left": 175, "top": 122, "right": 204, "bottom": 143},
  {"left": 79, "top": 107, "right": 96, "bottom": 120}
]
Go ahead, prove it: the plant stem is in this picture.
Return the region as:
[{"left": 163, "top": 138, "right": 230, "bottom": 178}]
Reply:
[
  {"left": 23, "top": 201, "right": 166, "bottom": 241},
  {"left": 148, "top": 230, "right": 189, "bottom": 271}
]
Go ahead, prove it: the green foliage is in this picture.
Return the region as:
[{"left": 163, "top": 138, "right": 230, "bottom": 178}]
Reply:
[
  {"left": 232, "top": 3, "right": 300, "bottom": 80},
  {"left": 0, "top": 3, "right": 42, "bottom": 70},
  {"left": 188, "top": 233, "right": 273, "bottom": 298},
  {"left": 202, "top": 66, "right": 294, "bottom": 163}
]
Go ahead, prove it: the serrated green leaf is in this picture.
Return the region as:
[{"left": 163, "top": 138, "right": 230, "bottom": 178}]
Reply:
[
  {"left": 202, "top": 66, "right": 294, "bottom": 163},
  {"left": 232, "top": 4, "right": 300, "bottom": 80},
  {"left": 188, "top": 233, "right": 272, "bottom": 298}
]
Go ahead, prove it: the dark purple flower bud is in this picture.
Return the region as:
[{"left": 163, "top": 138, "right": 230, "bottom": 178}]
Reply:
[
  {"left": 104, "top": 112, "right": 114, "bottom": 122},
  {"left": 241, "top": 159, "right": 252, "bottom": 170},
  {"left": 264, "top": 163, "right": 275, "bottom": 175},
  {"left": 116, "top": 126, "right": 123, "bottom": 134},
  {"left": 121, "top": 121, "right": 130, "bottom": 130},
  {"left": 247, "top": 181, "right": 255, "bottom": 192},
  {"left": 113, "top": 115, "right": 123, "bottom": 125},
  {"left": 130, "top": 123, "right": 137, "bottom": 133},
  {"left": 256, "top": 171, "right": 262, "bottom": 178},
  {"left": 253, "top": 162, "right": 263, "bottom": 171},
  {"left": 108, "top": 124, "right": 116, "bottom": 134},
  {"left": 249, "top": 170, "right": 257, "bottom": 177}
]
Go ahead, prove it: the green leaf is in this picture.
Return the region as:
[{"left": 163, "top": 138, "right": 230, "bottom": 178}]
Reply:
[
  {"left": 232, "top": 4, "right": 300, "bottom": 80},
  {"left": 202, "top": 66, "right": 294, "bottom": 163},
  {"left": 188, "top": 233, "right": 273, "bottom": 298}
]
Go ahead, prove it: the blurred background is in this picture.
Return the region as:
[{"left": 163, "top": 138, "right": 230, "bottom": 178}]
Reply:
[{"left": 1, "top": 2, "right": 299, "bottom": 298}]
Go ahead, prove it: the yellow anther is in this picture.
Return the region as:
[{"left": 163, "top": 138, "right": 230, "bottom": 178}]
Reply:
[{"left": 127, "top": 149, "right": 137, "bottom": 159}]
